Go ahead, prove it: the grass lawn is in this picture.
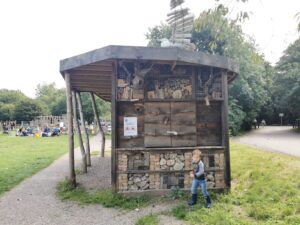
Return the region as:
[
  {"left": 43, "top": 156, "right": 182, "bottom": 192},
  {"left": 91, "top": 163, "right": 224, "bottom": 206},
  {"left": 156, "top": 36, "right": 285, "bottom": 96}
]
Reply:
[
  {"left": 171, "top": 142, "right": 300, "bottom": 225},
  {"left": 0, "top": 133, "right": 72, "bottom": 196}
]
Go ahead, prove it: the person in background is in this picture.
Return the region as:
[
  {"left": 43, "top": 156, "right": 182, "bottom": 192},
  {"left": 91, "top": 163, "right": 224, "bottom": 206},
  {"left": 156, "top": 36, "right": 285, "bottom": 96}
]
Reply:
[
  {"left": 42, "top": 125, "right": 50, "bottom": 137},
  {"left": 51, "top": 125, "right": 60, "bottom": 136}
]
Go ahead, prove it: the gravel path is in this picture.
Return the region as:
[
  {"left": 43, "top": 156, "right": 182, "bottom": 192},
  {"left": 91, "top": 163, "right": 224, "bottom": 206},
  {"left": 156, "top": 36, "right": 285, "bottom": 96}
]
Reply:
[
  {"left": 0, "top": 135, "right": 185, "bottom": 225},
  {"left": 232, "top": 126, "right": 300, "bottom": 157}
]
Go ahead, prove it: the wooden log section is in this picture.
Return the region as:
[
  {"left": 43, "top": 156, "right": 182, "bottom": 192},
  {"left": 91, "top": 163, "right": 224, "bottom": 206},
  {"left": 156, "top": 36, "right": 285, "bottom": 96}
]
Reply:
[
  {"left": 72, "top": 91, "right": 87, "bottom": 173},
  {"left": 64, "top": 72, "right": 76, "bottom": 187},
  {"left": 76, "top": 92, "right": 91, "bottom": 166},
  {"left": 91, "top": 93, "right": 105, "bottom": 157}
]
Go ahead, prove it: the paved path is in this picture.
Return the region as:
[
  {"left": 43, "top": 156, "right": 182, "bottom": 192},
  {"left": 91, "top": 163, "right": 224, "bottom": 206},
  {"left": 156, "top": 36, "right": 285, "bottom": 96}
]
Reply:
[
  {"left": 232, "top": 126, "right": 300, "bottom": 157},
  {"left": 0, "top": 135, "right": 184, "bottom": 225}
]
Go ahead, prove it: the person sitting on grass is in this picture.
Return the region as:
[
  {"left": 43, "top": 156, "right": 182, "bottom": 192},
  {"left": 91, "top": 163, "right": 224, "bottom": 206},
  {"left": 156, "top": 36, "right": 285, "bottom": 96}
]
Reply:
[
  {"left": 188, "top": 149, "right": 212, "bottom": 208},
  {"left": 42, "top": 125, "right": 50, "bottom": 137},
  {"left": 17, "top": 127, "right": 28, "bottom": 136},
  {"left": 51, "top": 125, "right": 60, "bottom": 137}
]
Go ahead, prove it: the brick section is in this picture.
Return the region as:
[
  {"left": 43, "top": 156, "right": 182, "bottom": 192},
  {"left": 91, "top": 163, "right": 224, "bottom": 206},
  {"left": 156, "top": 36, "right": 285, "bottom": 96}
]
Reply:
[
  {"left": 214, "top": 171, "right": 225, "bottom": 188},
  {"left": 184, "top": 172, "right": 193, "bottom": 188},
  {"left": 214, "top": 153, "right": 224, "bottom": 168},
  {"left": 117, "top": 153, "right": 128, "bottom": 172},
  {"left": 184, "top": 152, "right": 192, "bottom": 170},
  {"left": 118, "top": 174, "right": 128, "bottom": 191},
  {"left": 149, "top": 173, "right": 160, "bottom": 189}
]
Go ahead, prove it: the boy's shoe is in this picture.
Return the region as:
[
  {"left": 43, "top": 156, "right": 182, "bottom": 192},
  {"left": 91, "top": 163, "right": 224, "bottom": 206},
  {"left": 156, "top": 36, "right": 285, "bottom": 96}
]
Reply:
[
  {"left": 205, "top": 196, "right": 211, "bottom": 208},
  {"left": 188, "top": 194, "right": 197, "bottom": 206}
]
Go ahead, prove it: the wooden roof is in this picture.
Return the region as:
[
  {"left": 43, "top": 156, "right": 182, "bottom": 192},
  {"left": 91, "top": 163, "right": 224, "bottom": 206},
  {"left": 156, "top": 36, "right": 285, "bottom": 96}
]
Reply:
[{"left": 60, "top": 45, "right": 239, "bottom": 101}]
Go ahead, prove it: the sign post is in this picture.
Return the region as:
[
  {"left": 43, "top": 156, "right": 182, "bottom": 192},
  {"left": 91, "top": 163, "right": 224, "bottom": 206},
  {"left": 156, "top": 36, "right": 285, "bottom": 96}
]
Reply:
[{"left": 279, "top": 113, "right": 284, "bottom": 126}]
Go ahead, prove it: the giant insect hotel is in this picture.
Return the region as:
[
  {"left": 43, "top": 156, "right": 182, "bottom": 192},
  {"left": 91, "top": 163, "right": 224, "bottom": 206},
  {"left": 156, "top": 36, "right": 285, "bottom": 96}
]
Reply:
[{"left": 60, "top": 45, "right": 238, "bottom": 195}]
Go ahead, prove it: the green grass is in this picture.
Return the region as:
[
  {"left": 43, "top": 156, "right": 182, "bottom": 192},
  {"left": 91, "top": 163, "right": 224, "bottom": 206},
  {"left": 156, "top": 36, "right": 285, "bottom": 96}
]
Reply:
[
  {"left": 135, "top": 214, "right": 159, "bottom": 225},
  {"left": 171, "top": 142, "right": 300, "bottom": 225},
  {"left": 57, "top": 180, "right": 150, "bottom": 210},
  {"left": 0, "top": 133, "right": 73, "bottom": 196}
]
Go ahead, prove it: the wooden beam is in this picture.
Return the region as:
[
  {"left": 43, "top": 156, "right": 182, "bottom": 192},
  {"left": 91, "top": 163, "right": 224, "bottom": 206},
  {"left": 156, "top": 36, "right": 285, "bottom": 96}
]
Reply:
[
  {"left": 171, "top": 61, "right": 177, "bottom": 71},
  {"left": 72, "top": 91, "right": 87, "bottom": 173},
  {"left": 111, "top": 60, "right": 117, "bottom": 193},
  {"left": 72, "top": 87, "right": 111, "bottom": 93},
  {"left": 76, "top": 92, "right": 91, "bottom": 166},
  {"left": 71, "top": 83, "right": 112, "bottom": 89},
  {"left": 89, "top": 60, "right": 115, "bottom": 67},
  {"left": 64, "top": 72, "right": 76, "bottom": 187},
  {"left": 70, "top": 76, "right": 111, "bottom": 82},
  {"left": 91, "top": 93, "right": 105, "bottom": 157},
  {"left": 221, "top": 71, "right": 231, "bottom": 188},
  {"left": 75, "top": 66, "right": 113, "bottom": 72},
  {"left": 70, "top": 71, "right": 113, "bottom": 77}
]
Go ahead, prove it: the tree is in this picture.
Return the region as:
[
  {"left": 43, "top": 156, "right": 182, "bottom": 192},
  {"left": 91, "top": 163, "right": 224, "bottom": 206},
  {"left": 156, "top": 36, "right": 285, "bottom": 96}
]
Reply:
[
  {"left": 0, "top": 89, "right": 28, "bottom": 121},
  {"left": 273, "top": 37, "right": 300, "bottom": 123},
  {"left": 0, "top": 104, "right": 15, "bottom": 121},
  {"left": 35, "top": 83, "right": 66, "bottom": 115},
  {"left": 146, "top": 7, "right": 272, "bottom": 132},
  {"left": 14, "top": 99, "right": 45, "bottom": 122},
  {"left": 80, "top": 92, "right": 111, "bottom": 123},
  {"left": 146, "top": 23, "right": 172, "bottom": 47}
]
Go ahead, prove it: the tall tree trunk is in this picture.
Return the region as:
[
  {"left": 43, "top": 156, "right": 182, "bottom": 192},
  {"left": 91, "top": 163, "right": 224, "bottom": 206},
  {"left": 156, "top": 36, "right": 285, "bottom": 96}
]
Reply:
[
  {"left": 76, "top": 92, "right": 91, "bottom": 166},
  {"left": 72, "top": 91, "right": 87, "bottom": 173},
  {"left": 90, "top": 93, "right": 105, "bottom": 157},
  {"left": 64, "top": 72, "right": 76, "bottom": 187}
]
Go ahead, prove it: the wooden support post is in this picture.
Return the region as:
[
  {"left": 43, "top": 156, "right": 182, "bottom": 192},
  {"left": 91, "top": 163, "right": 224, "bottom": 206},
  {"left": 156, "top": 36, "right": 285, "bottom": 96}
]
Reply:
[
  {"left": 76, "top": 92, "right": 91, "bottom": 166},
  {"left": 64, "top": 72, "right": 76, "bottom": 187},
  {"left": 111, "top": 61, "right": 117, "bottom": 193},
  {"left": 90, "top": 93, "right": 105, "bottom": 157},
  {"left": 72, "top": 91, "right": 87, "bottom": 173},
  {"left": 221, "top": 71, "right": 231, "bottom": 188}
]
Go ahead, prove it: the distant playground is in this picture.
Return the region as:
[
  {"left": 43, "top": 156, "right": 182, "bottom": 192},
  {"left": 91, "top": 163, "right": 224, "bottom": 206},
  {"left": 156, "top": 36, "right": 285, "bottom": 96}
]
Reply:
[{"left": 1, "top": 115, "right": 111, "bottom": 137}]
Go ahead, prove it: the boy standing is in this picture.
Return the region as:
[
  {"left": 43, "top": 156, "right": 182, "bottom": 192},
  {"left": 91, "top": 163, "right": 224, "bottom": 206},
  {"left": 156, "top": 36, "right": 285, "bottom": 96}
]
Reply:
[{"left": 188, "top": 149, "right": 211, "bottom": 208}]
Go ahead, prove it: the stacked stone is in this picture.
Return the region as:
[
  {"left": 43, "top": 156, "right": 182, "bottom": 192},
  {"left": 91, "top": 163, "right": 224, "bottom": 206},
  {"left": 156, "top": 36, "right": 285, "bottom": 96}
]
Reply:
[
  {"left": 128, "top": 174, "right": 150, "bottom": 191},
  {"left": 206, "top": 172, "right": 216, "bottom": 189},
  {"left": 159, "top": 153, "right": 185, "bottom": 171}
]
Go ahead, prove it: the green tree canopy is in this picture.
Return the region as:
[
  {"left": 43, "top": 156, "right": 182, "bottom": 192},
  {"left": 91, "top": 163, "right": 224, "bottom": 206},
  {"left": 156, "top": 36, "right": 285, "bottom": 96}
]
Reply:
[
  {"left": 273, "top": 37, "right": 300, "bottom": 122},
  {"left": 14, "top": 99, "right": 45, "bottom": 122},
  {"left": 146, "top": 7, "right": 272, "bottom": 133},
  {"left": 35, "top": 83, "right": 66, "bottom": 116},
  {"left": 0, "top": 89, "right": 28, "bottom": 121}
]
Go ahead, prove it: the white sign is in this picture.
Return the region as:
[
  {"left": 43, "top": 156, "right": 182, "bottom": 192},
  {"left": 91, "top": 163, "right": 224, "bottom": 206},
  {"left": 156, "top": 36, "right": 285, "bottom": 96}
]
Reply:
[
  {"left": 124, "top": 117, "right": 137, "bottom": 137},
  {"left": 279, "top": 113, "right": 284, "bottom": 117}
]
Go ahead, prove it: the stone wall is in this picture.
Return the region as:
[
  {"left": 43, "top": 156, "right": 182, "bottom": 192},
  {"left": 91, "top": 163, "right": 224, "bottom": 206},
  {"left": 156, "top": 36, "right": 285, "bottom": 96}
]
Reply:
[
  {"left": 128, "top": 173, "right": 149, "bottom": 190},
  {"left": 159, "top": 153, "right": 185, "bottom": 170}
]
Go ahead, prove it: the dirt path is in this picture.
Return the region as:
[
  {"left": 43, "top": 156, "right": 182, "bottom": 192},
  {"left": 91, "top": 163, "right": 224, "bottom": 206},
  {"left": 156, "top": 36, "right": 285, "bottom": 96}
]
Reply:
[
  {"left": 232, "top": 126, "right": 300, "bottom": 157},
  {"left": 0, "top": 135, "right": 184, "bottom": 225}
]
